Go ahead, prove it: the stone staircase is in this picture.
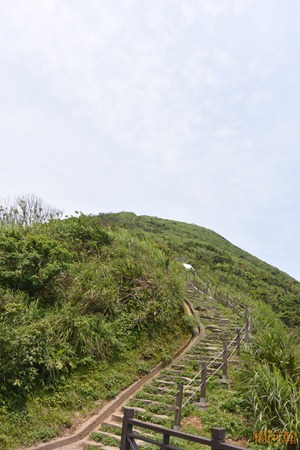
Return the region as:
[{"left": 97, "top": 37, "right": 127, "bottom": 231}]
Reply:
[{"left": 85, "top": 284, "right": 244, "bottom": 449}]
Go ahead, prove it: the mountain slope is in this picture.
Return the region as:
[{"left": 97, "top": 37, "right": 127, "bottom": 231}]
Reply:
[
  {"left": 0, "top": 211, "right": 299, "bottom": 449},
  {"left": 97, "top": 212, "right": 300, "bottom": 330}
]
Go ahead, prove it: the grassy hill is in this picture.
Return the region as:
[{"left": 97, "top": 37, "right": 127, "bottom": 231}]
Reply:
[
  {"left": 97, "top": 212, "right": 300, "bottom": 329},
  {"left": 0, "top": 211, "right": 299, "bottom": 449}
]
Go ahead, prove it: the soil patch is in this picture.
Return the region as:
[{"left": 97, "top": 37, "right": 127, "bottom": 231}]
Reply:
[{"left": 181, "top": 415, "right": 203, "bottom": 431}]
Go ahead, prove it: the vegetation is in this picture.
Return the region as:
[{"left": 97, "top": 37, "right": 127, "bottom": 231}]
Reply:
[
  {"left": 0, "top": 194, "right": 62, "bottom": 226},
  {"left": 238, "top": 308, "right": 300, "bottom": 448},
  {"left": 0, "top": 211, "right": 190, "bottom": 448},
  {"left": 0, "top": 205, "right": 299, "bottom": 448},
  {"left": 96, "top": 212, "right": 300, "bottom": 330}
]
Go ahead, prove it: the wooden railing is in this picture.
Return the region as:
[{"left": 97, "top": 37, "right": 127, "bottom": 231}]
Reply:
[
  {"left": 178, "top": 283, "right": 252, "bottom": 401},
  {"left": 120, "top": 276, "right": 253, "bottom": 448},
  {"left": 120, "top": 407, "right": 246, "bottom": 450},
  {"left": 172, "top": 279, "right": 252, "bottom": 429}
]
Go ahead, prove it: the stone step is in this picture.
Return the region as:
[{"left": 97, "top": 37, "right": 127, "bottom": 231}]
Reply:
[
  {"left": 101, "top": 421, "right": 122, "bottom": 432},
  {"left": 130, "top": 398, "right": 175, "bottom": 410},
  {"left": 88, "top": 430, "right": 121, "bottom": 449},
  {"left": 130, "top": 397, "right": 155, "bottom": 405},
  {"left": 171, "top": 364, "right": 185, "bottom": 370},
  {"left": 196, "top": 360, "right": 222, "bottom": 368},
  {"left": 146, "top": 386, "right": 176, "bottom": 394},
  {"left": 188, "top": 350, "right": 221, "bottom": 357},
  {"left": 200, "top": 316, "right": 217, "bottom": 320},
  {"left": 183, "top": 389, "right": 198, "bottom": 397},
  {"left": 159, "top": 375, "right": 194, "bottom": 383},
  {"left": 205, "top": 327, "right": 222, "bottom": 333},
  {"left": 83, "top": 437, "right": 118, "bottom": 449},
  {"left": 145, "top": 412, "right": 170, "bottom": 420},
  {"left": 134, "top": 410, "right": 171, "bottom": 423},
  {"left": 101, "top": 446, "right": 119, "bottom": 450},
  {"left": 199, "top": 356, "right": 223, "bottom": 362},
  {"left": 228, "top": 358, "right": 240, "bottom": 365},
  {"left": 111, "top": 412, "right": 123, "bottom": 423},
  {"left": 201, "top": 336, "right": 223, "bottom": 342},
  {"left": 154, "top": 379, "right": 176, "bottom": 386},
  {"left": 145, "top": 392, "right": 175, "bottom": 399},
  {"left": 184, "top": 354, "right": 221, "bottom": 361},
  {"left": 166, "top": 369, "right": 184, "bottom": 375},
  {"left": 97, "top": 429, "right": 149, "bottom": 448},
  {"left": 122, "top": 405, "right": 146, "bottom": 413},
  {"left": 199, "top": 346, "right": 224, "bottom": 352},
  {"left": 95, "top": 429, "right": 121, "bottom": 440}
]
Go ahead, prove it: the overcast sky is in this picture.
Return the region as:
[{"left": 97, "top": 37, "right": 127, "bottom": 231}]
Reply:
[{"left": 0, "top": 1, "right": 299, "bottom": 281}]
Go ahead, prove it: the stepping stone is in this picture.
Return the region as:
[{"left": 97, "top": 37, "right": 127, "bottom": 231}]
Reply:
[
  {"left": 111, "top": 412, "right": 123, "bottom": 423},
  {"left": 167, "top": 369, "right": 184, "bottom": 375},
  {"left": 101, "top": 447, "right": 119, "bottom": 450},
  {"left": 171, "top": 364, "right": 185, "bottom": 370},
  {"left": 101, "top": 421, "right": 122, "bottom": 431},
  {"left": 130, "top": 398, "right": 154, "bottom": 405},
  {"left": 122, "top": 405, "right": 146, "bottom": 413},
  {"left": 148, "top": 386, "right": 175, "bottom": 394},
  {"left": 159, "top": 375, "right": 194, "bottom": 383},
  {"left": 96, "top": 430, "right": 121, "bottom": 440},
  {"left": 155, "top": 379, "right": 176, "bottom": 385}
]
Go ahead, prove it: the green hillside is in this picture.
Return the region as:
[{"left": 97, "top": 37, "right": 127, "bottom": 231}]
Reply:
[
  {"left": 97, "top": 212, "right": 300, "bottom": 329},
  {"left": 0, "top": 211, "right": 299, "bottom": 449}
]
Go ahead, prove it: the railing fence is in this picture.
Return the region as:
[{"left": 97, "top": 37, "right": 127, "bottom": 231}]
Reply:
[
  {"left": 120, "top": 407, "right": 246, "bottom": 450},
  {"left": 120, "top": 275, "right": 253, "bottom": 449},
  {"left": 172, "top": 279, "right": 253, "bottom": 427}
]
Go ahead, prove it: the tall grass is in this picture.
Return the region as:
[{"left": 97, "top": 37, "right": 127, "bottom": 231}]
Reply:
[
  {"left": 242, "top": 363, "right": 299, "bottom": 431},
  {"left": 239, "top": 307, "right": 300, "bottom": 448},
  {"left": 0, "top": 217, "right": 188, "bottom": 401}
]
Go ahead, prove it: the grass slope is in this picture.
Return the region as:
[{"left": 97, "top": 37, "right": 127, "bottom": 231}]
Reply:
[
  {"left": 97, "top": 212, "right": 300, "bottom": 330},
  {"left": 0, "top": 212, "right": 299, "bottom": 449},
  {"left": 0, "top": 215, "right": 191, "bottom": 448}
]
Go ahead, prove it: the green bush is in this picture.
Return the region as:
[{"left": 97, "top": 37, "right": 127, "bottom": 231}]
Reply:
[
  {"left": 0, "top": 227, "right": 71, "bottom": 299},
  {"left": 48, "top": 214, "right": 112, "bottom": 255}
]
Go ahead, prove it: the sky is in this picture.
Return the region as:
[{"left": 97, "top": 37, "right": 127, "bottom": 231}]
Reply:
[{"left": 0, "top": 1, "right": 299, "bottom": 281}]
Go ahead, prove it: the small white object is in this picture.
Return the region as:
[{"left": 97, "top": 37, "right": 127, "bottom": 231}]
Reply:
[{"left": 183, "top": 263, "right": 194, "bottom": 270}]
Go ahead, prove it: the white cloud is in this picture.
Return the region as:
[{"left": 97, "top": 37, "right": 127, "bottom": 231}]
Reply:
[
  {"left": 213, "top": 48, "right": 233, "bottom": 67},
  {"left": 215, "top": 127, "right": 237, "bottom": 138},
  {"left": 201, "top": 1, "right": 226, "bottom": 17}
]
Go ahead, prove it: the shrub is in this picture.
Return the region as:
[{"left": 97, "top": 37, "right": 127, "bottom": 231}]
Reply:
[{"left": 0, "top": 227, "right": 72, "bottom": 299}]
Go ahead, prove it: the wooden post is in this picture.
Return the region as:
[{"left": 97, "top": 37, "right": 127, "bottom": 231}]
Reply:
[
  {"left": 200, "top": 362, "right": 207, "bottom": 404},
  {"left": 162, "top": 433, "right": 170, "bottom": 449},
  {"left": 236, "top": 327, "right": 241, "bottom": 357},
  {"left": 211, "top": 428, "right": 226, "bottom": 450},
  {"left": 120, "top": 407, "right": 134, "bottom": 450},
  {"left": 226, "top": 294, "right": 229, "bottom": 307},
  {"left": 205, "top": 282, "right": 209, "bottom": 295},
  {"left": 222, "top": 342, "right": 228, "bottom": 381},
  {"left": 232, "top": 297, "right": 236, "bottom": 313},
  {"left": 245, "top": 317, "right": 249, "bottom": 343},
  {"left": 244, "top": 306, "right": 248, "bottom": 322},
  {"left": 173, "top": 383, "right": 183, "bottom": 430}
]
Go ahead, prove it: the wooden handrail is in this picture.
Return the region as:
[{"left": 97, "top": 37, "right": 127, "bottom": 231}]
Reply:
[{"left": 120, "top": 408, "right": 246, "bottom": 450}]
